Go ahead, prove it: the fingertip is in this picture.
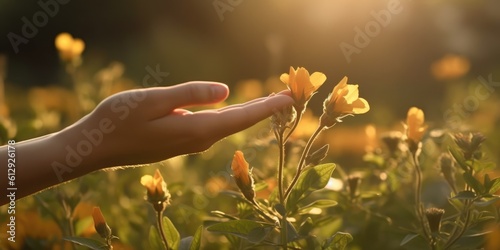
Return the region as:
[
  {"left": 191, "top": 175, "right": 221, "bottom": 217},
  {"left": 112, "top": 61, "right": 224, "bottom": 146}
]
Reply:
[
  {"left": 211, "top": 83, "right": 229, "bottom": 101},
  {"left": 266, "top": 93, "right": 294, "bottom": 108},
  {"left": 276, "top": 89, "right": 292, "bottom": 97}
]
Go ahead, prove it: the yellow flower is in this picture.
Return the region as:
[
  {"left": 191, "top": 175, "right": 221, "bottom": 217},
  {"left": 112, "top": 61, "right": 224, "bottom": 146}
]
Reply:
[
  {"left": 141, "top": 169, "right": 171, "bottom": 209},
  {"left": 405, "top": 107, "right": 427, "bottom": 151},
  {"left": 55, "top": 32, "right": 85, "bottom": 63},
  {"left": 92, "top": 207, "right": 112, "bottom": 239},
  {"left": 231, "top": 151, "right": 255, "bottom": 203},
  {"left": 280, "top": 66, "right": 326, "bottom": 112},
  {"left": 321, "top": 76, "right": 370, "bottom": 127}
]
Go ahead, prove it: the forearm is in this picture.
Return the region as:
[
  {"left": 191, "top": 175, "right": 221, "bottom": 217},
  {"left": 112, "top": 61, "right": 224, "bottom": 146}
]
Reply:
[{"left": 0, "top": 128, "right": 100, "bottom": 205}]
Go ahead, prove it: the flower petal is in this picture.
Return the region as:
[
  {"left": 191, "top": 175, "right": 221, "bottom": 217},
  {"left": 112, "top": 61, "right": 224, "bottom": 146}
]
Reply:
[
  {"left": 280, "top": 73, "right": 290, "bottom": 84},
  {"left": 344, "top": 85, "right": 360, "bottom": 103},
  {"left": 406, "top": 107, "right": 426, "bottom": 143},
  {"left": 140, "top": 175, "right": 153, "bottom": 187},
  {"left": 310, "top": 72, "right": 327, "bottom": 89},
  {"left": 92, "top": 207, "right": 107, "bottom": 226},
  {"left": 352, "top": 98, "right": 370, "bottom": 114}
]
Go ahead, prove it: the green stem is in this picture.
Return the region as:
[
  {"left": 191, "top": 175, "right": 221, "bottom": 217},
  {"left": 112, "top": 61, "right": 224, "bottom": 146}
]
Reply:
[
  {"left": 284, "top": 125, "right": 325, "bottom": 200},
  {"left": 444, "top": 156, "right": 476, "bottom": 249},
  {"left": 281, "top": 214, "right": 288, "bottom": 250},
  {"left": 284, "top": 112, "right": 302, "bottom": 142},
  {"left": 157, "top": 210, "right": 170, "bottom": 250},
  {"left": 251, "top": 201, "right": 277, "bottom": 223},
  {"left": 277, "top": 128, "right": 288, "bottom": 249},
  {"left": 444, "top": 203, "right": 472, "bottom": 249},
  {"left": 278, "top": 133, "right": 285, "bottom": 206},
  {"left": 444, "top": 172, "right": 474, "bottom": 249},
  {"left": 411, "top": 151, "right": 431, "bottom": 243}
]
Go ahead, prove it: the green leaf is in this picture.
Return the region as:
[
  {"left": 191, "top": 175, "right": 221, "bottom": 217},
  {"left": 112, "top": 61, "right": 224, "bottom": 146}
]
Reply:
[
  {"left": 449, "top": 146, "right": 468, "bottom": 171},
  {"left": 463, "top": 172, "right": 485, "bottom": 194},
  {"left": 286, "top": 163, "right": 336, "bottom": 212},
  {"left": 210, "top": 210, "right": 239, "bottom": 220},
  {"left": 400, "top": 234, "right": 419, "bottom": 246},
  {"left": 63, "top": 236, "right": 108, "bottom": 250},
  {"left": 488, "top": 178, "right": 500, "bottom": 194},
  {"left": 179, "top": 237, "right": 193, "bottom": 250},
  {"left": 322, "top": 232, "right": 353, "bottom": 250},
  {"left": 207, "top": 219, "right": 268, "bottom": 239},
  {"left": 474, "top": 195, "right": 500, "bottom": 207},
  {"left": 247, "top": 226, "right": 272, "bottom": 243},
  {"left": 299, "top": 200, "right": 338, "bottom": 214},
  {"left": 300, "top": 199, "right": 338, "bottom": 210},
  {"left": 149, "top": 226, "right": 166, "bottom": 250},
  {"left": 189, "top": 226, "right": 203, "bottom": 250},
  {"left": 452, "top": 190, "right": 476, "bottom": 200},
  {"left": 163, "top": 216, "right": 181, "bottom": 249},
  {"left": 472, "top": 160, "right": 496, "bottom": 172}
]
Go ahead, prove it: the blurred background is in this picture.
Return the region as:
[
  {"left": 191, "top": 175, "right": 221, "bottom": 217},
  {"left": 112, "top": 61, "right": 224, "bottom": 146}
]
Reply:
[
  {"left": 1, "top": 0, "right": 499, "bottom": 118},
  {"left": 1, "top": 0, "right": 499, "bottom": 159},
  {"left": 1, "top": 0, "right": 500, "bottom": 249}
]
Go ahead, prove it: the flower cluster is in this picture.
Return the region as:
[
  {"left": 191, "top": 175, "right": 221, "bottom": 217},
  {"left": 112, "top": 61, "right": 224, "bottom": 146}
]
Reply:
[{"left": 280, "top": 66, "right": 370, "bottom": 128}]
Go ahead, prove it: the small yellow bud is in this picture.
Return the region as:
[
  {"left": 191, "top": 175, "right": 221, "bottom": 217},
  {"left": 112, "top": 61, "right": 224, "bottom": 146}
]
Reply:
[
  {"left": 231, "top": 151, "right": 256, "bottom": 203},
  {"left": 92, "top": 207, "right": 112, "bottom": 239}
]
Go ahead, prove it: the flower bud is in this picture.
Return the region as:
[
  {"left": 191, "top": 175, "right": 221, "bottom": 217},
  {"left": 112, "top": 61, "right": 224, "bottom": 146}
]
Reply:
[
  {"left": 92, "top": 207, "right": 112, "bottom": 239},
  {"left": 425, "top": 207, "right": 445, "bottom": 234},
  {"left": 405, "top": 107, "right": 427, "bottom": 154},
  {"left": 305, "top": 144, "right": 329, "bottom": 166},
  {"left": 347, "top": 176, "right": 361, "bottom": 199},
  {"left": 381, "top": 131, "right": 403, "bottom": 155},
  {"left": 141, "top": 169, "right": 171, "bottom": 212},
  {"left": 453, "top": 132, "right": 486, "bottom": 160},
  {"left": 231, "top": 151, "right": 256, "bottom": 203}
]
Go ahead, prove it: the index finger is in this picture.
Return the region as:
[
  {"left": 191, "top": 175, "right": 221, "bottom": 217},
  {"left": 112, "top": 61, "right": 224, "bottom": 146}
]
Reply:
[{"left": 195, "top": 93, "right": 294, "bottom": 138}]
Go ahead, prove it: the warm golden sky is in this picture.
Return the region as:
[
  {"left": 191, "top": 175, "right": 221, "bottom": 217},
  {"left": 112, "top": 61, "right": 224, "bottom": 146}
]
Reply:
[{"left": 1, "top": 0, "right": 500, "bottom": 120}]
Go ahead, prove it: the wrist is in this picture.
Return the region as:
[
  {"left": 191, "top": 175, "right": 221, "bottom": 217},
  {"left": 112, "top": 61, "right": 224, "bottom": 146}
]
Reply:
[{"left": 55, "top": 120, "right": 107, "bottom": 176}]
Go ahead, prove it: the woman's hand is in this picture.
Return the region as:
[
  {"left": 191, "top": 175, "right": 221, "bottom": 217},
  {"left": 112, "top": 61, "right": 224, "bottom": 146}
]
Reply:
[
  {"left": 1, "top": 81, "right": 294, "bottom": 205},
  {"left": 72, "top": 81, "right": 293, "bottom": 167}
]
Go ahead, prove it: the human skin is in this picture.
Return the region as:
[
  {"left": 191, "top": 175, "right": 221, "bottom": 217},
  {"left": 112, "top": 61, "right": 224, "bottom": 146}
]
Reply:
[{"left": 0, "top": 81, "right": 294, "bottom": 205}]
